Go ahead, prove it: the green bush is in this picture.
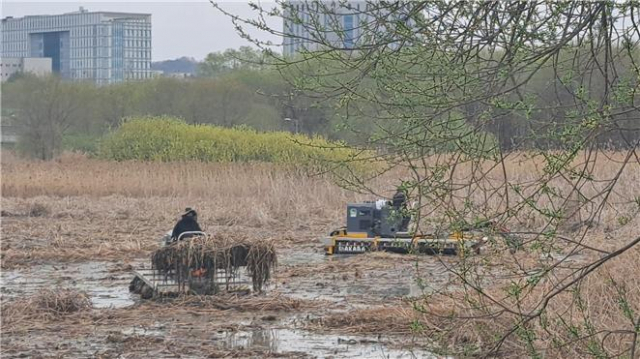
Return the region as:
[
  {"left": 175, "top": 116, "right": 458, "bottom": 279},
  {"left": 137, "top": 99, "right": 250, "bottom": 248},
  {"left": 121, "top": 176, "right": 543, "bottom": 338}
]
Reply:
[
  {"left": 62, "top": 133, "right": 101, "bottom": 155},
  {"left": 99, "top": 116, "right": 368, "bottom": 170}
]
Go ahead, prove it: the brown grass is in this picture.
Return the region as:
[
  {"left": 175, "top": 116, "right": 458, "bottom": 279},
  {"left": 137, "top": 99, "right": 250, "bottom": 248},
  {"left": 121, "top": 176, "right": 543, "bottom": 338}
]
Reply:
[
  {"left": 1, "top": 151, "right": 639, "bottom": 357},
  {"left": 2, "top": 289, "right": 92, "bottom": 327},
  {"left": 306, "top": 244, "right": 640, "bottom": 357},
  {"left": 3, "top": 151, "right": 637, "bottom": 230},
  {"left": 1, "top": 152, "right": 357, "bottom": 201},
  {"left": 3, "top": 151, "right": 636, "bottom": 266},
  {"left": 0, "top": 153, "right": 364, "bottom": 267},
  {"left": 309, "top": 306, "right": 420, "bottom": 335},
  {"left": 161, "top": 292, "right": 318, "bottom": 312}
]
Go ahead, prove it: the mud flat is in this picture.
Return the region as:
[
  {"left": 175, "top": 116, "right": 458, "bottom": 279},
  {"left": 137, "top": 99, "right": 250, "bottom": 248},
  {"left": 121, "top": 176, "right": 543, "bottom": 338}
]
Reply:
[
  {"left": 0, "top": 185, "right": 484, "bottom": 358},
  {"left": 1, "top": 251, "right": 442, "bottom": 358},
  {"left": 1, "top": 200, "right": 448, "bottom": 358},
  {"left": 2, "top": 261, "right": 139, "bottom": 309}
]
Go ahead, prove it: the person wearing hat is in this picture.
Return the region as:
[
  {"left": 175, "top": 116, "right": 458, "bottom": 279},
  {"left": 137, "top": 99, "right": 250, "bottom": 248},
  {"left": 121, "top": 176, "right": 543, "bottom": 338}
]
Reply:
[{"left": 171, "top": 207, "right": 203, "bottom": 241}]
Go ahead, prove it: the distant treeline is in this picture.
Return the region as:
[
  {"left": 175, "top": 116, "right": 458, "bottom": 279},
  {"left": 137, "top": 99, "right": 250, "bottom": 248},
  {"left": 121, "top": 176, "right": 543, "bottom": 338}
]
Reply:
[
  {"left": 2, "top": 69, "right": 337, "bottom": 159},
  {"left": 2, "top": 46, "right": 638, "bottom": 160}
]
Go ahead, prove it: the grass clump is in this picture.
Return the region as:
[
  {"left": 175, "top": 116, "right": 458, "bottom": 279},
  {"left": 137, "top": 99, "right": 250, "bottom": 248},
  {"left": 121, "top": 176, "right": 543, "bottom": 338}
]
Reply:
[
  {"left": 32, "top": 289, "right": 92, "bottom": 314},
  {"left": 2, "top": 289, "right": 92, "bottom": 327},
  {"left": 28, "top": 202, "right": 50, "bottom": 217}
]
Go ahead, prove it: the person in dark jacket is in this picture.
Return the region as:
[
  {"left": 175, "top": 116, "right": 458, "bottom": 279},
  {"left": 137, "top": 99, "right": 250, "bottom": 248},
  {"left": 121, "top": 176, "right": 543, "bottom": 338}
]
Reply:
[
  {"left": 171, "top": 207, "right": 203, "bottom": 241},
  {"left": 392, "top": 186, "right": 411, "bottom": 232},
  {"left": 392, "top": 189, "right": 407, "bottom": 210}
]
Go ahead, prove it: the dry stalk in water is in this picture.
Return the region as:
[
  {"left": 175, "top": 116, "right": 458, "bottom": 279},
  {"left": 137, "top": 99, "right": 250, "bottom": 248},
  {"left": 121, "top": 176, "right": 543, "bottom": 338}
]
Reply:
[{"left": 151, "top": 234, "right": 277, "bottom": 293}]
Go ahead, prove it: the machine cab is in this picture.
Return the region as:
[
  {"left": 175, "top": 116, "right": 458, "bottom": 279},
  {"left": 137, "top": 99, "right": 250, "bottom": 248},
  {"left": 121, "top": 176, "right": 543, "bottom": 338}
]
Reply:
[{"left": 346, "top": 202, "right": 405, "bottom": 238}]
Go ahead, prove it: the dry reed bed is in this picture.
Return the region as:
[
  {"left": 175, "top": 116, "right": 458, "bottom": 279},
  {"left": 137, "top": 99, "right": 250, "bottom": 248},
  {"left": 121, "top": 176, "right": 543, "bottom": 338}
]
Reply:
[
  {"left": 400, "top": 150, "right": 640, "bottom": 237},
  {"left": 2, "top": 152, "right": 639, "bottom": 357},
  {"left": 1, "top": 197, "right": 167, "bottom": 267},
  {"left": 3, "top": 151, "right": 637, "bottom": 232},
  {"left": 0, "top": 193, "right": 336, "bottom": 267},
  {"left": 1, "top": 152, "right": 358, "bottom": 207},
  {"left": 1, "top": 154, "right": 363, "bottom": 266},
  {"left": 2, "top": 290, "right": 318, "bottom": 334}
]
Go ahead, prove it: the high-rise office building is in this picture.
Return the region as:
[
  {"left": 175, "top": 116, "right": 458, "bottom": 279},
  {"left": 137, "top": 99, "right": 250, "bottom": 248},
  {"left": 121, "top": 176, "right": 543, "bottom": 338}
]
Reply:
[
  {"left": 1, "top": 7, "right": 151, "bottom": 84},
  {"left": 282, "top": 1, "right": 412, "bottom": 56}
]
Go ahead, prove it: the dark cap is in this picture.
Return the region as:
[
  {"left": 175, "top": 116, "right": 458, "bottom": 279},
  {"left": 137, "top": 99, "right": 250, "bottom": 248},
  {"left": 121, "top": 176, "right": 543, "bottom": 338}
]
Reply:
[{"left": 182, "top": 207, "right": 197, "bottom": 217}]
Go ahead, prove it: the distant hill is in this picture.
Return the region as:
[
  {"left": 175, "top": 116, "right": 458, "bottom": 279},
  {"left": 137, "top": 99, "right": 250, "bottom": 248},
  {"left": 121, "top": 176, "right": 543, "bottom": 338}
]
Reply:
[{"left": 151, "top": 57, "right": 198, "bottom": 74}]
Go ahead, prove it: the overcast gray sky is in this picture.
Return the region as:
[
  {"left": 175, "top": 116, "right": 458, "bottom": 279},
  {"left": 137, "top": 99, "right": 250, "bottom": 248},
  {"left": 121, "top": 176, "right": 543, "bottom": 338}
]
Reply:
[{"left": 1, "top": 1, "right": 282, "bottom": 61}]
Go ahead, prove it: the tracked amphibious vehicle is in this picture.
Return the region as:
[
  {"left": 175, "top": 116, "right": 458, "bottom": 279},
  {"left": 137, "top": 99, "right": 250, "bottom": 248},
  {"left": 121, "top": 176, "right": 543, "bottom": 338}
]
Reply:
[{"left": 323, "top": 202, "right": 492, "bottom": 256}]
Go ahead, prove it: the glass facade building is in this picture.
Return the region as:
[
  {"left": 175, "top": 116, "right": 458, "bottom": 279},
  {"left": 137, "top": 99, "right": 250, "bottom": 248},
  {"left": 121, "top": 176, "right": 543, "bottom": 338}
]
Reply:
[
  {"left": 283, "top": 1, "right": 364, "bottom": 56},
  {"left": 1, "top": 8, "right": 151, "bottom": 84},
  {"left": 283, "top": 1, "right": 413, "bottom": 57}
]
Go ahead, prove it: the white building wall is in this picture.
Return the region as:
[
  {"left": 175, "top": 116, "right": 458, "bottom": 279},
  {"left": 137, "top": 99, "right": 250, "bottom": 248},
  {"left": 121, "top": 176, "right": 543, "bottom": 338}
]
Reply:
[
  {"left": 0, "top": 58, "right": 23, "bottom": 81},
  {"left": 0, "top": 57, "right": 52, "bottom": 81},
  {"left": 23, "top": 57, "right": 53, "bottom": 76}
]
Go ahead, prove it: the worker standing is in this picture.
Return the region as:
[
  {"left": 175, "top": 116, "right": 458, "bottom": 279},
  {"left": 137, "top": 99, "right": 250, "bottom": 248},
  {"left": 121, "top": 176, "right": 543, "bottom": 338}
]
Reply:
[
  {"left": 392, "top": 187, "right": 406, "bottom": 209},
  {"left": 392, "top": 186, "right": 411, "bottom": 232}
]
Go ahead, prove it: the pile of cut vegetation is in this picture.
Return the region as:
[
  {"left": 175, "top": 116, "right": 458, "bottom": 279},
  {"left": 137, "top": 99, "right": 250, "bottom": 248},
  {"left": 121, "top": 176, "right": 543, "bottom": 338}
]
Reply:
[{"left": 151, "top": 235, "right": 277, "bottom": 293}]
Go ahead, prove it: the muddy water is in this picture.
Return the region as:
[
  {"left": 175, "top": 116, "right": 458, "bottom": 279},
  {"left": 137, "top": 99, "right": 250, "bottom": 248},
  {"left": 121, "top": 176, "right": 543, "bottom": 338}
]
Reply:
[
  {"left": 277, "top": 248, "right": 453, "bottom": 305},
  {"left": 1, "top": 249, "right": 452, "bottom": 309},
  {"left": 96, "top": 321, "right": 435, "bottom": 358},
  {"left": 1, "top": 251, "right": 448, "bottom": 357},
  {"left": 193, "top": 327, "right": 432, "bottom": 358},
  {"left": 1, "top": 261, "right": 140, "bottom": 308},
  {"left": 4, "top": 325, "right": 435, "bottom": 358}
]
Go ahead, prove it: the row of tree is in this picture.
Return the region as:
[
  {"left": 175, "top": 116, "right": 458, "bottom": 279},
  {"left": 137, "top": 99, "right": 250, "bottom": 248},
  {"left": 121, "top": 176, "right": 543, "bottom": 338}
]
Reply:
[
  {"left": 1, "top": 48, "right": 339, "bottom": 159},
  {"left": 2, "top": 44, "right": 638, "bottom": 160}
]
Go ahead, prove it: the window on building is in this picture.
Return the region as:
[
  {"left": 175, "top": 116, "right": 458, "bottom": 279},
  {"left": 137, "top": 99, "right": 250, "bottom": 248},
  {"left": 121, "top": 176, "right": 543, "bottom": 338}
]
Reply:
[{"left": 344, "top": 14, "right": 354, "bottom": 48}]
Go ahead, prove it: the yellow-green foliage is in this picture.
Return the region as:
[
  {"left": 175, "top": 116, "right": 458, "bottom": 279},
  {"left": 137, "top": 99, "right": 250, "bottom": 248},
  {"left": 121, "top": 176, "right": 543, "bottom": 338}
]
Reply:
[{"left": 99, "top": 117, "right": 363, "bottom": 169}]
